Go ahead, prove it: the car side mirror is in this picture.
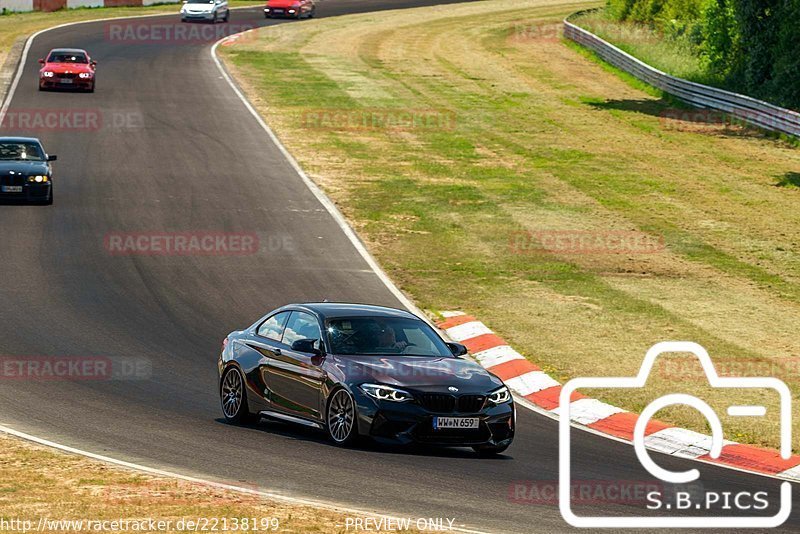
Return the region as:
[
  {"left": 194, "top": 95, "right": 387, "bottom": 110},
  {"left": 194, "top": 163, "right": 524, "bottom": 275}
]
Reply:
[
  {"left": 292, "top": 338, "right": 322, "bottom": 356},
  {"left": 446, "top": 342, "right": 468, "bottom": 357},
  {"left": 47, "top": 155, "right": 57, "bottom": 162},
  {"left": 38, "top": 59, "right": 45, "bottom": 65},
  {"left": 90, "top": 61, "right": 97, "bottom": 67}
]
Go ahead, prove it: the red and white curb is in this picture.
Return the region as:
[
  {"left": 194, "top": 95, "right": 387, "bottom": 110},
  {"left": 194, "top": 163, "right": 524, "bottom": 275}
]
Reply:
[{"left": 438, "top": 311, "right": 800, "bottom": 483}]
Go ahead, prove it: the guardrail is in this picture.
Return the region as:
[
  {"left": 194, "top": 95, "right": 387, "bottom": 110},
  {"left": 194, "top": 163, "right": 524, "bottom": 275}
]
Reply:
[{"left": 563, "top": 11, "right": 800, "bottom": 138}]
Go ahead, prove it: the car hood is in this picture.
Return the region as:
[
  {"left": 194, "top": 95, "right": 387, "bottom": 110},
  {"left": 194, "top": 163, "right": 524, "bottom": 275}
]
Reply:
[
  {"left": 0, "top": 161, "right": 49, "bottom": 175},
  {"left": 267, "top": 0, "right": 300, "bottom": 7},
  {"left": 42, "top": 62, "right": 92, "bottom": 73},
  {"left": 332, "top": 355, "right": 504, "bottom": 393}
]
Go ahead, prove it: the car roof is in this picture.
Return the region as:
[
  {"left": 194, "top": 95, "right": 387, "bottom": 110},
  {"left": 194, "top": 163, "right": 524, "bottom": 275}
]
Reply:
[
  {"left": 281, "top": 302, "right": 420, "bottom": 321},
  {"left": 0, "top": 137, "right": 42, "bottom": 144},
  {"left": 48, "top": 48, "right": 88, "bottom": 54}
]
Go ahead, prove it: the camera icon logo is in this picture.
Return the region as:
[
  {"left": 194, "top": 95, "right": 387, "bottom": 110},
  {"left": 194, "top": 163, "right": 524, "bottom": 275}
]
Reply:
[{"left": 558, "top": 341, "right": 792, "bottom": 528}]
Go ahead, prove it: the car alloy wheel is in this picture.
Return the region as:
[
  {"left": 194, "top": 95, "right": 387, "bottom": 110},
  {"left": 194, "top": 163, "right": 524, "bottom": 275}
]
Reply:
[
  {"left": 327, "top": 389, "right": 357, "bottom": 444},
  {"left": 221, "top": 367, "right": 257, "bottom": 423},
  {"left": 221, "top": 368, "right": 243, "bottom": 419}
]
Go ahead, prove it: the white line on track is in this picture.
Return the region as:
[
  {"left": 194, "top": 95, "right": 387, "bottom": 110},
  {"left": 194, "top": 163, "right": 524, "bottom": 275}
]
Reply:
[{"left": 210, "top": 35, "right": 431, "bottom": 323}]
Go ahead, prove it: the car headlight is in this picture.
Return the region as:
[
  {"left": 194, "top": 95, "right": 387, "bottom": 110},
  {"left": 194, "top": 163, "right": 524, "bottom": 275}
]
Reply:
[
  {"left": 360, "top": 383, "right": 413, "bottom": 403},
  {"left": 42, "top": 71, "right": 54, "bottom": 78},
  {"left": 78, "top": 72, "right": 93, "bottom": 79},
  {"left": 27, "top": 176, "right": 48, "bottom": 183},
  {"left": 488, "top": 386, "right": 511, "bottom": 405}
]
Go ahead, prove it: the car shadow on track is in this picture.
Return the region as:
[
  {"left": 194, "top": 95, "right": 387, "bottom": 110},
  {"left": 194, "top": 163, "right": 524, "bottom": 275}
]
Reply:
[
  {"left": 0, "top": 199, "right": 47, "bottom": 206},
  {"left": 213, "top": 418, "right": 513, "bottom": 460}
]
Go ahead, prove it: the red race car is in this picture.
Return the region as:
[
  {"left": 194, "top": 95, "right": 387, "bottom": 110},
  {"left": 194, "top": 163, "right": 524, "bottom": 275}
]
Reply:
[
  {"left": 39, "top": 48, "right": 97, "bottom": 93},
  {"left": 264, "top": 0, "right": 315, "bottom": 19}
]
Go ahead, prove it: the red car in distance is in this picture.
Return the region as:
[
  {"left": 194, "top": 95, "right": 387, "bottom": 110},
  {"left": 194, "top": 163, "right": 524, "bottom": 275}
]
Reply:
[
  {"left": 264, "top": 0, "right": 315, "bottom": 19},
  {"left": 39, "top": 48, "right": 97, "bottom": 93}
]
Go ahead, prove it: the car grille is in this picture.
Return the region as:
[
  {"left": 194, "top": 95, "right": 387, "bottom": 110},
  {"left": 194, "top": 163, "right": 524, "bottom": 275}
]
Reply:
[
  {"left": 416, "top": 394, "right": 486, "bottom": 414},
  {"left": 0, "top": 175, "right": 25, "bottom": 187},
  {"left": 56, "top": 73, "right": 78, "bottom": 80},
  {"left": 417, "top": 394, "right": 455, "bottom": 413},
  {"left": 458, "top": 395, "right": 487, "bottom": 413}
]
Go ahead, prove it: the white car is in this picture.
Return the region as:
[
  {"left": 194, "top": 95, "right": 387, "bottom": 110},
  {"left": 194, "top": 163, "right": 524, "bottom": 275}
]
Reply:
[{"left": 181, "top": 0, "right": 229, "bottom": 23}]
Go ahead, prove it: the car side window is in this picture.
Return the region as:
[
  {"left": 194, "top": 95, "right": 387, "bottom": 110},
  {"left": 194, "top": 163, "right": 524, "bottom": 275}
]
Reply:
[
  {"left": 282, "top": 312, "right": 323, "bottom": 350},
  {"left": 256, "top": 312, "right": 290, "bottom": 342}
]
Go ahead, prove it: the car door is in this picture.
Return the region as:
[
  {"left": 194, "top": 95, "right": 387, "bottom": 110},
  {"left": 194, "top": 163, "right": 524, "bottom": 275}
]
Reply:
[
  {"left": 268, "top": 311, "right": 326, "bottom": 421},
  {"left": 246, "top": 311, "right": 291, "bottom": 410}
]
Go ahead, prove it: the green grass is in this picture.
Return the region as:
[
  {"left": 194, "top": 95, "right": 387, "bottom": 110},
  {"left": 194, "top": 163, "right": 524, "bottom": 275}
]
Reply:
[
  {"left": 571, "top": 8, "right": 718, "bottom": 85},
  {"left": 221, "top": 0, "right": 800, "bottom": 450}
]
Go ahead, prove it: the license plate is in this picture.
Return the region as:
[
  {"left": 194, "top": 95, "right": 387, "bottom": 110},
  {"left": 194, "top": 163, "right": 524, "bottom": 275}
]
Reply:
[
  {"left": 59, "top": 78, "right": 73, "bottom": 84},
  {"left": 274, "top": 8, "right": 283, "bottom": 12},
  {"left": 433, "top": 417, "right": 479, "bottom": 430},
  {"left": 1, "top": 186, "right": 22, "bottom": 193}
]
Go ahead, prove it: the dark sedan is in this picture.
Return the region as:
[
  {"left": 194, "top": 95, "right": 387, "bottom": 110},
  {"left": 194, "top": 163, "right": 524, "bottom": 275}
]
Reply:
[
  {"left": 0, "top": 137, "right": 55, "bottom": 204},
  {"left": 218, "top": 303, "right": 515, "bottom": 455}
]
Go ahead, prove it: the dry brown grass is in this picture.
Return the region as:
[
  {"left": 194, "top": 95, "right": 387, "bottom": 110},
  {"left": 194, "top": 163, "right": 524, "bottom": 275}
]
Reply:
[{"left": 0, "top": 433, "right": 433, "bottom": 533}]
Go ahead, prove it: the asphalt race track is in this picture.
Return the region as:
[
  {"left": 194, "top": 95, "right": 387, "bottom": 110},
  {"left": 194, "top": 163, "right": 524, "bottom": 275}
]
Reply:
[{"left": 1, "top": 2, "right": 799, "bottom": 532}]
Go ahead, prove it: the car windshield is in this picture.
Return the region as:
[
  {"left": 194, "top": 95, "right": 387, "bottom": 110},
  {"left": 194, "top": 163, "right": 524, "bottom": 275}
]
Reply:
[
  {"left": 326, "top": 316, "right": 452, "bottom": 357},
  {"left": 0, "top": 142, "right": 45, "bottom": 162},
  {"left": 48, "top": 52, "right": 88, "bottom": 64},
  {"left": 187, "top": 0, "right": 214, "bottom": 3}
]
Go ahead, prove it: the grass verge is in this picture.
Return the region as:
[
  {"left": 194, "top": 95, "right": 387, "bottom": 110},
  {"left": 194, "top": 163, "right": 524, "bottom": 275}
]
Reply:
[
  {"left": 0, "top": 433, "right": 423, "bottom": 533},
  {"left": 220, "top": 0, "right": 800, "bottom": 451},
  {"left": 570, "top": 8, "right": 715, "bottom": 84}
]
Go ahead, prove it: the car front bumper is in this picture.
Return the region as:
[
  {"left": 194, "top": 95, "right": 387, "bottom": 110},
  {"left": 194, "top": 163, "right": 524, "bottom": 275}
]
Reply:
[
  {"left": 0, "top": 182, "right": 51, "bottom": 202},
  {"left": 264, "top": 8, "right": 300, "bottom": 17},
  {"left": 353, "top": 389, "right": 515, "bottom": 447},
  {"left": 40, "top": 77, "right": 93, "bottom": 90},
  {"left": 182, "top": 12, "right": 216, "bottom": 20}
]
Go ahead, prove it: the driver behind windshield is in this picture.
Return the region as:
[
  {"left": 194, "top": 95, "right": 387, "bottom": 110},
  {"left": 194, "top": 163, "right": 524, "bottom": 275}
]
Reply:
[
  {"left": 375, "top": 322, "right": 409, "bottom": 352},
  {"left": 0, "top": 142, "right": 45, "bottom": 161},
  {"left": 48, "top": 53, "right": 88, "bottom": 64}
]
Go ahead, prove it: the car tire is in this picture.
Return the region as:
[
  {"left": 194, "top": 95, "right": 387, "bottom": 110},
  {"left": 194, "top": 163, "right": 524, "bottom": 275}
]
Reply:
[
  {"left": 220, "top": 367, "right": 258, "bottom": 424},
  {"left": 472, "top": 443, "right": 510, "bottom": 456},
  {"left": 223, "top": 10, "right": 229, "bottom": 22},
  {"left": 308, "top": 6, "right": 315, "bottom": 18},
  {"left": 326, "top": 388, "right": 359, "bottom": 446}
]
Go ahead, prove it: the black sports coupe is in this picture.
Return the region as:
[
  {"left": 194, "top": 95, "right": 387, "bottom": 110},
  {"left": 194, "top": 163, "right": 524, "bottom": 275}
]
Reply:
[
  {"left": 0, "top": 137, "right": 56, "bottom": 204},
  {"left": 218, "top": 303, "right": 515, "bottom": 455}
]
